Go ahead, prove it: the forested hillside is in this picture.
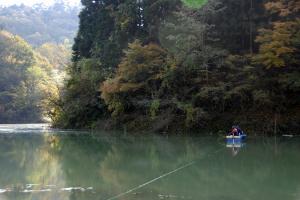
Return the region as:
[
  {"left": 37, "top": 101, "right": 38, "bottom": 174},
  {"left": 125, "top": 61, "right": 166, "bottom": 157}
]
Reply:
[
  {"left": 0, "top": 2, "right": 80, "bottom": 46},
  {"left": 53, "top": 0, "right": 300, "bottom": 134},
  {"left": 0, "top": 31, "right": 59, "bottom": 123},
  {"left": 0, "top": 1, "right": 79, "bottom": 123}
]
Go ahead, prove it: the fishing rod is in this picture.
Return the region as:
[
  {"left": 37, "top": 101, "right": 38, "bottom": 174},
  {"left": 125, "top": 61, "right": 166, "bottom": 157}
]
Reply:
[{"left": 105, "top": 146, "right": 225, "bottom": 200}]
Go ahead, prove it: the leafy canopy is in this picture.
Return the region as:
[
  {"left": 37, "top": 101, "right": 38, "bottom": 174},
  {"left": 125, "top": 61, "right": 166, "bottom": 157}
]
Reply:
[{"left": 181, "top": 0, "right": 208, "bottom": 8}]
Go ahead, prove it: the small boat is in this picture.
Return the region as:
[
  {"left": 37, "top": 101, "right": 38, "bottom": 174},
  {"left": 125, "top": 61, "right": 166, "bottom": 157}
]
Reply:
[
  {"left": 226, "top": 125, "right": 246, "bottom": 143},
  {"left": 226, "top": 134, "right": 247, "bottom": 139},
  {"left": 226, "top": 134, "right": 246, "bottom": 143}
]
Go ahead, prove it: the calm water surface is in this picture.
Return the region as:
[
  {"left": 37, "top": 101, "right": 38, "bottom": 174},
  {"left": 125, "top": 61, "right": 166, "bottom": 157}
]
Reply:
[{"left": 0, "top": 124, "right": 299, "bottom": 200}]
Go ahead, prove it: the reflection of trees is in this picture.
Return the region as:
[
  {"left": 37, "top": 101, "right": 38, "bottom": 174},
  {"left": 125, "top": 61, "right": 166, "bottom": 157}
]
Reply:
[
  {"left": 52, "top": 134, "right": 205, "bottom": 199},
  {"left": 98, "top": 136, "right": 204, "bottom": 199},
  {"left": 26, "top": 134, "right": 62, "bottom": 183},
  {"left": 0, "top": 135, "right": 41, "bottom": 185},
  {"left": 0, "top": 133, "right": 70, "bottom": 200},
  {"left": 98, "top": 137, "right": 300, "bottom": 200},
  {"left": 1, "top": 133, "right": 299, "bottom": 200},
  {"left": 55, "top": 134, "right": 112, "bottom": 187},
  {"left": 173, "top": 138, "right": 300, "bottom": 200}
]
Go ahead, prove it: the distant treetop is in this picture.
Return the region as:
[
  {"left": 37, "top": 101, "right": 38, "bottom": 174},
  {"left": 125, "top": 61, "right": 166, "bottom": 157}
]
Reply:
[
  {"left": 181, "top": 0, "right": 208, "bottom": 8},
  {"left": 0, "top": 2, "right": 80, "bottom": 46}
]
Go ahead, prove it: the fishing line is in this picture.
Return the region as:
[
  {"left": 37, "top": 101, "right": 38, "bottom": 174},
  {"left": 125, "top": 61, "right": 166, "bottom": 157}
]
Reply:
[{"left": 105, "top": 146, "right": 225, "bottom": 200}]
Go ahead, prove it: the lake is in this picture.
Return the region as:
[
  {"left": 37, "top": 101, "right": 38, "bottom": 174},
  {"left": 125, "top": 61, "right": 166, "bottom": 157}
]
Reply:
[{"left": 0, "top": 124, "right": 299, "bottom": 200}]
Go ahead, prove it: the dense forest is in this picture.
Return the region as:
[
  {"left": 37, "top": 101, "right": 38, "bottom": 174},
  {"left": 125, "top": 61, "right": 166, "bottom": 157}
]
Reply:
[
  {"left": 0, "top": 2, "right": 80, "bottom": 46},
  {"left": 0, "top": 30, "right": 58, "bottom": 122},
  {"left": 52, "top": 0, "right": 300, "bottom": 134},
  {"left": 0, "top": 3, "right": 76, "bottom": 123}
]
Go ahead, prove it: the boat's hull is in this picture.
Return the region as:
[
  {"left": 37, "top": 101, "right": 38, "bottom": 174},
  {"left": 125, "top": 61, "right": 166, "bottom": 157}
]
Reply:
[
  {"left": 226, "top": 135, "right": 246, "bottom": 144},
  {"left": 226, "top": 135, "right": 246, "bottom": 139}
]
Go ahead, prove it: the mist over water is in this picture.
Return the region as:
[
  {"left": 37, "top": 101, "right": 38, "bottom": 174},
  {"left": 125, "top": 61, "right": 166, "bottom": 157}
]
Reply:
[{"left": 0, "top": 124, "right": 299, "bottom": 200}]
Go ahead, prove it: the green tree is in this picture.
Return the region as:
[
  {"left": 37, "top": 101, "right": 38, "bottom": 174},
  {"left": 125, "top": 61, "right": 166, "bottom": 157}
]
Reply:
[
  {"left": 52, "top": 58, "right": 109, "bottom": 128},
  {"left": 0, "top": 30, "right": 58, "bottom": 123},
  {"left": 182, "top": 0, "right": 208, "bottom": 8}
]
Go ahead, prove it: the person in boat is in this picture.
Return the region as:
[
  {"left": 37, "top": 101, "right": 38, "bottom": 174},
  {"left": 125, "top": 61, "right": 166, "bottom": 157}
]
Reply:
[
  {"left": 231, "top": 127, "right": 238, "bottom": 136},
  {"left": 237, "top": 126, "right": 244, "bottom": 135},
  {"left": 229, "top": 126, "right": 243, "bottom": 136}
]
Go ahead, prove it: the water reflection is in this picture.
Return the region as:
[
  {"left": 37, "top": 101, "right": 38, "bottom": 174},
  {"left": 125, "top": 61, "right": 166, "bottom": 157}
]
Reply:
[
  {"left": 226, "top": 142, "right": 246, "bottom": 156},
  {"left": 0, "top": 125, "right": 299, "bottom": 200}
]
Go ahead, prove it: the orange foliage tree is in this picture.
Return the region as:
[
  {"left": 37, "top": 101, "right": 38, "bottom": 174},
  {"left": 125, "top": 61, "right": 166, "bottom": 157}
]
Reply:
[
  {"left": 100, "top": 40, "right": 169, "bottom": 116},
  {"left": 254, "top": 0, "right": 300, "bottom": 68}
]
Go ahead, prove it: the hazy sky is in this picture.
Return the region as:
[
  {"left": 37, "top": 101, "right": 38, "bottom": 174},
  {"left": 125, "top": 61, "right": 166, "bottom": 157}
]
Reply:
[{"left": 0, "top": 0, "right": 80, "bottom": 6}]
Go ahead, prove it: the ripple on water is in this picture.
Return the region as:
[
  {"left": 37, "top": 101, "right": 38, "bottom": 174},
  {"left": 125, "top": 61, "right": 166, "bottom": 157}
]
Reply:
[
  {"left": 0, "top": 124, "right": 89, "bottom": 135},
  {"left": 0, "top": 185, "right": 94, "bottom": 195},
  {"left": 0, "top": 124, "right": 50, "bottom": 134},
  {"left": 22, "top": 189, "right": 52, "bottom": 193},
  {"left": 0, "top": 189, "right": 7, "bottom": 194}
]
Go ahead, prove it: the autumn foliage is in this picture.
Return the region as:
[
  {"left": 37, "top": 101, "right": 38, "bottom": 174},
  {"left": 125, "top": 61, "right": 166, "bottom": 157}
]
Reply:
[{"left": 56, "top": 0, "right": 300, "bottom": 133}]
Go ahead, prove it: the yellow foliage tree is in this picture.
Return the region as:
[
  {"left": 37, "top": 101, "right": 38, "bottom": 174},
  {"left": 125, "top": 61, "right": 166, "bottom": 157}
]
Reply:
[
  {"left": 254, "top": 0, "right": 300, "bottom": 68},
  {"left": 101, "top": 40, "right": 168, "bottom": 116}
]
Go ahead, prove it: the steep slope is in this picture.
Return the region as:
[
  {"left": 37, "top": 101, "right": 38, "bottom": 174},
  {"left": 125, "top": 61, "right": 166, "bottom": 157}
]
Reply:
[
  {"left": 0, "top": 2, "right": 80, "bottom": 46},
  {"left": 0, "top": 30, "right": 58, "bottom": 123}
]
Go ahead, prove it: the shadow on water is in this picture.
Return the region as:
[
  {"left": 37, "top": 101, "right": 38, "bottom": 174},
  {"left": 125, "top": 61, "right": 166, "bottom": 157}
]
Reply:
[{"left": 0, "top": 124, "right": 299, "bottom": 200}]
